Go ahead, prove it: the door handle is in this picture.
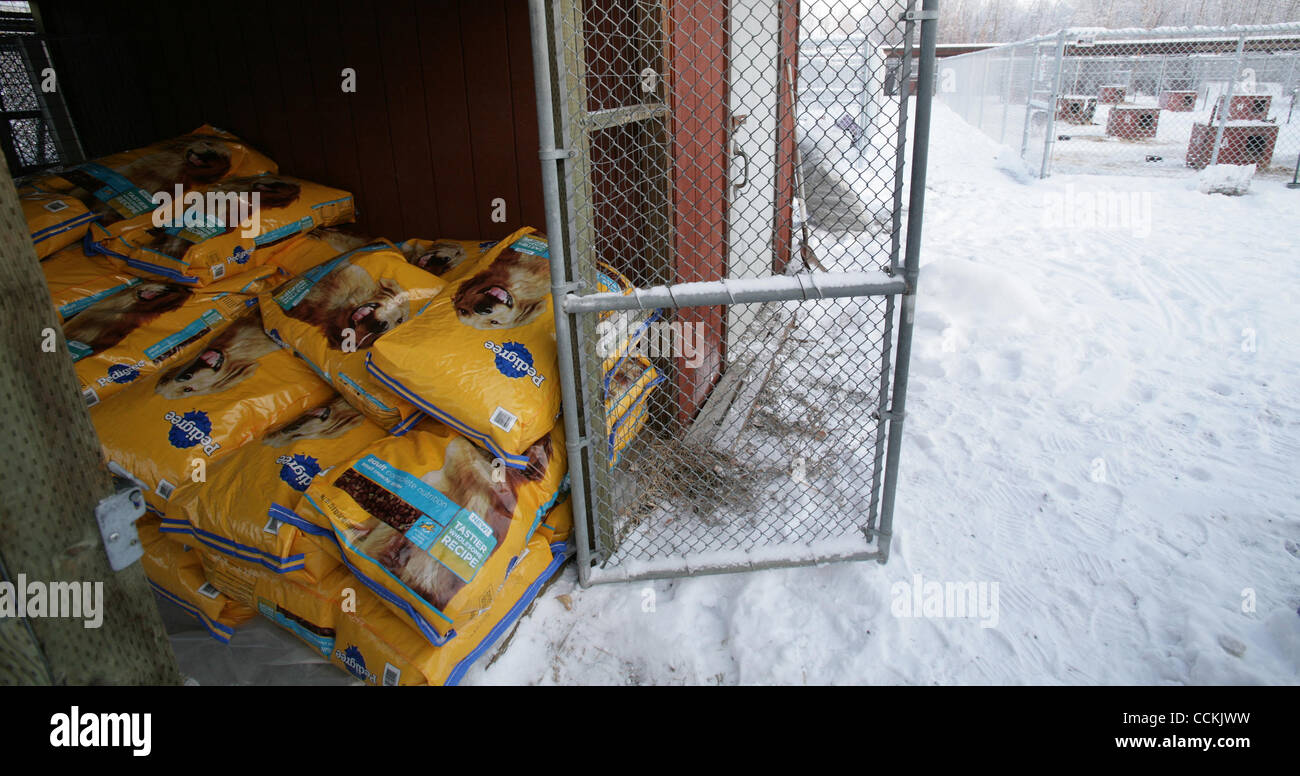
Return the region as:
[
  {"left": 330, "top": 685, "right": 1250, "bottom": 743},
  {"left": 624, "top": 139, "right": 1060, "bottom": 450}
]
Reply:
[{"left": 733, "top": 148, "right": 750, "bottom": 192}]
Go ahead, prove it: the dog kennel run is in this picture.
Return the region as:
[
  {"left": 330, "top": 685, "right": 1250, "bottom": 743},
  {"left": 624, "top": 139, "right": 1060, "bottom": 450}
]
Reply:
[
  {"left": 0, "top": 0, "right": 935, "bottom": 681},
  {"left": 936, "top": 22, "right": 1300, "bottom": 178}
]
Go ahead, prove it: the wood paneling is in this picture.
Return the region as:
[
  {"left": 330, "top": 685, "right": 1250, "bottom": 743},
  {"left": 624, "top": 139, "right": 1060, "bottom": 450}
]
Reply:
[
  {"left": 669, "top": 0, "right": 728, "bottom": 421},
  {"left": 36, "top": 0, "right": 544, "bottom": 242}
]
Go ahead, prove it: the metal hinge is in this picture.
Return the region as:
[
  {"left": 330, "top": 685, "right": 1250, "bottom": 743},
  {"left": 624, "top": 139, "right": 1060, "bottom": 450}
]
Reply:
[
  {"left": 900, "top": 9, "right": 939, "bottom": 21},
  {"left": 539, "top": 148, "right": 575, "bottom": 161},
  {"left": 95, "top": 475, "right": 147, "bottom": 571}
]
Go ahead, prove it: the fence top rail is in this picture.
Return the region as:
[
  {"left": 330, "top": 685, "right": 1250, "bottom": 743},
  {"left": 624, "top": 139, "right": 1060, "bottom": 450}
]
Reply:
[{"left": 937, "top": 21, "right": 1300, "bottom": 63}]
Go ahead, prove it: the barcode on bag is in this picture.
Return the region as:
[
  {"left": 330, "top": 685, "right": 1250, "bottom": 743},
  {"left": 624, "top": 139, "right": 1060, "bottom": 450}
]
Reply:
[
  {"left": 156, "top": 479, "right": 176, "bottom": 500},
  {"left": 382, "top": 663, "right": 401, "bottom": 686},
  {"left": 490, "top": 406, "right": 517, "bottom": 432},
  {"left": 197, "top": 582, "right": 221, "bottom": 599},
  {"left": 81, "top": 386, "right": 99, "bottom": 407},
  {"left": 211, "top": 263, "right": 226, "bottom": 280},
  {"left": 263, "top": 516, "right": 282, "bottom": 535}
]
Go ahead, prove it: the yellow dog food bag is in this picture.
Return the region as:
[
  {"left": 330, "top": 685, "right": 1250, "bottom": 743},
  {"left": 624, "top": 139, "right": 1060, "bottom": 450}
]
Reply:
[
  {"left": 604, "top": 355, "right": 664, "bottom": 465},
  {"left": 90, "top": 174, "right": 354, "bottom": 286},
  {"left": 396, "top": 237, "right": 497, "bottom": 284},
  {"left": 261, "top": 226, "right": 372, "bottom": 276},
  {"left": 159, "top": 394, "right": 388, "bottom": 581},
  {"left": 595, "top": 261, "right": 663, "bottom": 375},
  {"left": 68, "top": 265, "right": 281, "bottom": 407},
  {"left": 301, "top": 422, "right": 567, "bottom": 646},
  {"left": 41, "top": 240, "right": 145, "bottom": 322},
  {"left": 22, "top": 188, "right": 95, "bottom": 259},
  {"left": 533, "top": 494, "right": 573, "bottom": 545},
  {"left": 90, "top": 310, "right": 335, "bottom": 515},
  {"left": 266, "top": 230, "right": 494, "bottom": 282},
  {"left": 260, "top": 241, "right": 445, "bottom": 431},
  {"left": 24, "top": 125, "right": 276, "bottom": 252},
  {"left": 139, "top": 517, "right": 255, "bottom": 643},
  {"left": 368, "top": 227, "right": 560, "bottom": 469},
  {"left": 332, "top": 533, "right": 567, "bottom": 685},
  {"left": 197, "top": 548, "right": 353, "bottom": 657}
]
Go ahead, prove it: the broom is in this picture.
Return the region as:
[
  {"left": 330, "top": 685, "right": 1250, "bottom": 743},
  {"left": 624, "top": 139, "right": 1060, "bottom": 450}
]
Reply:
[{"left": 786, "top": 58, "right": 825, "bottom": 272}]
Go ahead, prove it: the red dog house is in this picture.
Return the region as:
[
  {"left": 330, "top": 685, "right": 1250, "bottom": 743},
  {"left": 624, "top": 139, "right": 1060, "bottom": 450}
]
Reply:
[
  {"left": 1055, "top": 96, "right": 1097, "bottom": 125},
  {"left": 1158, "top": 90, "right": 1197, "bottom": 111},
  {"left": 1106, "top": 106, "right": 1159, "bottom": 140},
  {"left": 1211, "top": 94, "right": 1272, "bottom": 123},
  {"left": 1098, "top": 84, "right": 1126, "bottom": 104},
  {"left": 1186, "top": 122, "right": 1279, "bottom": 168}
]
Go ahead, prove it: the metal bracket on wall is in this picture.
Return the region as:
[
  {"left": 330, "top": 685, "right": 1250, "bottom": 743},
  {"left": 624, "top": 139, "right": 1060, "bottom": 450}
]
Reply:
[{"left": 94, "top": 476, "right": 146, "bottom": 571}]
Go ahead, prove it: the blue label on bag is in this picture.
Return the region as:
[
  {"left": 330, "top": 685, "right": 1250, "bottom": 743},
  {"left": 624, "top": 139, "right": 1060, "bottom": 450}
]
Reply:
[
  {"left": 59, "top": 278, "right": 143, "bottom": 319},
  {"left": 145, "top": 309, "right": 225, "bottom": 362}
]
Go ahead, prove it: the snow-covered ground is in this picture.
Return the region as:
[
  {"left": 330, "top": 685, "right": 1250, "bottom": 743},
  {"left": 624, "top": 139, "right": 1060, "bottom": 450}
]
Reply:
[{"left": 470, "top": 100, "right": 1300, "bottom": 685}]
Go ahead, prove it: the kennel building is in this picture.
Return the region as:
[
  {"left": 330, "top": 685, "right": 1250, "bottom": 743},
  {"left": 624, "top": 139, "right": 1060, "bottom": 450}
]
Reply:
[{"left": 0, "top": 0, "right": 935, "bottom": 682}]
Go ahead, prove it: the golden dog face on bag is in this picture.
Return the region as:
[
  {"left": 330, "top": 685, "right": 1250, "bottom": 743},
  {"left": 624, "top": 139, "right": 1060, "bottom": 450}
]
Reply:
[
  {"left": 63, "top": 282, "right": 192, "bottom": 356},
  {"left": 451, "top": 240, "right": 550, "bottom": 330},
  {"left": 154, "top": 314, "right": 280, "bottom": 399},
  {"left": 283, "top": 261, "right": 411, "bottom": 350},
  {"left": 261, "top": 395, "right": 367, "bottom": 447}
]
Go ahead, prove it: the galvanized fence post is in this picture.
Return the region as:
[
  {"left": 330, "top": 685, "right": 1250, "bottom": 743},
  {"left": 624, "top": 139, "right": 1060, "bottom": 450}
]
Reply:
[
  {"left": 527, "top": 0, "right": 596, "bottom": 586},
  {"left": 876, "top": 0, "right": 938, "bottom": 563},
  {"left": 1210, "top": 35, "right": 1247, "bottom": 168},
  {"left": 1039, "top": 29, "right": 1068, "bottom": 178}
]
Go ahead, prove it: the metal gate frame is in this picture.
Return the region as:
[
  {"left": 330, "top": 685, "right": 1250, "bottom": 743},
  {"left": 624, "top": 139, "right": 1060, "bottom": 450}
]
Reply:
[{"left": 528, "top": 0, "right": 939, "bottom": 585}]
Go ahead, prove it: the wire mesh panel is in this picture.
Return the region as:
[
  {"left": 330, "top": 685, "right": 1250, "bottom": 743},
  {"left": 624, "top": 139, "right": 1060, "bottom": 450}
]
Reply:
[
  {"left": 0, "top": 3, "right": 82, "bottom": 176},
  {"left": 938, "top": 23, "right": 1300, "bottom": 179},
  {"left": 530, "top": 0, "right": 930, "bottom": 583}
]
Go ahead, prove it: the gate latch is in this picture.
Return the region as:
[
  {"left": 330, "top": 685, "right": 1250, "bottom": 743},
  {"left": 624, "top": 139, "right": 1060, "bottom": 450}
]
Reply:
[
  {"left": 900, "top": 9, "right": 939, "bottom": 21},
  {"left": 95, "top": 475, "right": 147, "bottom": 571}
]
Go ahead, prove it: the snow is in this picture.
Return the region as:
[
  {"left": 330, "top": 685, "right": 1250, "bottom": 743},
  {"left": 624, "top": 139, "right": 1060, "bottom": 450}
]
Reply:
[
  {"left": 1197, "top": 163, "right": 1256, "bottom": 195},
  {"left": 467, "top": 98, "right": 1300, "bottom": 686}
]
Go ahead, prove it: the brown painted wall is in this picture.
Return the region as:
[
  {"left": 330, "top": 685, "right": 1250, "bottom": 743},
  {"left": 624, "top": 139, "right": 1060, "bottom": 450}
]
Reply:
[{"left": 37, "top": 0, "right": 544, "bottom": 242}]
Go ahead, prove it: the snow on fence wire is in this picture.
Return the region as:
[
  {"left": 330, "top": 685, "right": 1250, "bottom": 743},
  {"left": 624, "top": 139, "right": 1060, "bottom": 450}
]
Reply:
[
  {"left": 530, "top": 0, "right": 935, "bottom": 583},
  {"left": 937, "top": 23, "right": 1300, "bottom": 179}
]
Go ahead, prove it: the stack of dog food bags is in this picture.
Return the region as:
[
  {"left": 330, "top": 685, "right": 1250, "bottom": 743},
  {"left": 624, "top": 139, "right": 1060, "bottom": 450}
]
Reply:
[
  {"left": 90, "top": 173, "right": 355, "bottom": 286},
  {"left": 20, "top": 125, "right": 277, "bottom": 259},
  {"left": 29, "top": 129, "right": 582, "bottom": 683}
]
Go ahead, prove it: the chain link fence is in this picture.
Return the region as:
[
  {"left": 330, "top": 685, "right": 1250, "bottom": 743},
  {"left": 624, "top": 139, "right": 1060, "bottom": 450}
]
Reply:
[
  {"left": 938, "top": 23, "right": 1300, "bottom": 179},
  {"left": 528, "top": 0, "right": 934, "bottom": 583}
]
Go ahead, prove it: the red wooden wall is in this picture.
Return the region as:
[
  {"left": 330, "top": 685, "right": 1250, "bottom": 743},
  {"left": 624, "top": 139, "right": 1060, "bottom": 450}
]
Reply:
[
  {"left": 36, "top": 0, "right": 544, "bottom": 242},
  {"left": 669, "top": 0, "right": 729, "bottom": 421}
]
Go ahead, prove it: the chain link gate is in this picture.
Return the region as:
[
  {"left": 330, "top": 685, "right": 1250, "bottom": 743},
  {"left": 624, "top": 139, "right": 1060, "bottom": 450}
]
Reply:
[{"left": 528, "top": 0, "right": 936, "bottom": 584}]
